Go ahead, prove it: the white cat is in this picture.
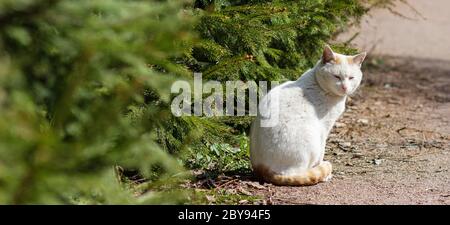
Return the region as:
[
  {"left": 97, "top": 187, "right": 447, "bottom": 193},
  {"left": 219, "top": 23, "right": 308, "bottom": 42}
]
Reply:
[{"left": 250, "top": 45, "right": 366, "bottom": 186}]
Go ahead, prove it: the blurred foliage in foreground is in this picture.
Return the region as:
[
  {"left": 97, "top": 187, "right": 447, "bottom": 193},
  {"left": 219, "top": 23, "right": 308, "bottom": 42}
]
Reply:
[{"left": 0, "top": 0, "right": 194, "bottom": 204}]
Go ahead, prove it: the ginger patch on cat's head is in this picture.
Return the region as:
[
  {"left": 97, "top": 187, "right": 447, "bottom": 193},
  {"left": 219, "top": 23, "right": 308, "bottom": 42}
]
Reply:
[
  {"left": 330, "top": 54, "right": 355, "bottom": 65},
  {"left": 334, "top": 54, "right": 346, "bottom": 64},
  {"left": 322, "top": 45, "right": 366, "bottom": 67}
]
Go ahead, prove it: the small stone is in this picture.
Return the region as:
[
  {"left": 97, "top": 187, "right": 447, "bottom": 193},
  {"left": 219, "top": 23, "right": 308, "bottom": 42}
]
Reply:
[
  {"left": 384, "top": 83, "right": 392, "bottom": 89},
  {"left": 335, "top": 122, "right": 346, "bottom": 128},
  {"left": 352, "top": 153, "right": 364, "bottom": 158},
  {"left": 338, "top": 142, "right": 352, "bottom": 151},
  {"left": 373, "top": 159, "right": 383, "bottom": 165},
  {"left": 341, "top": 142, "right": 352, "bottom": 148},
  {"left": 357, "top": 119, "right": 369, "bottom": 125}
]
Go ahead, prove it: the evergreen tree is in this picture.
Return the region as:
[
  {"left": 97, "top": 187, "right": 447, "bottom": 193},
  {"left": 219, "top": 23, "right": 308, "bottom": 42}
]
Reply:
[{"left": 190, "top": 0, "right": 365, "bottom": 82}]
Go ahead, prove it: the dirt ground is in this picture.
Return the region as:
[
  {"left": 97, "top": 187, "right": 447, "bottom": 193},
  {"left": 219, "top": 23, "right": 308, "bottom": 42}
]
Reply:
[{"left": 191, "top": 56, "right": 450, "bottom": 205}]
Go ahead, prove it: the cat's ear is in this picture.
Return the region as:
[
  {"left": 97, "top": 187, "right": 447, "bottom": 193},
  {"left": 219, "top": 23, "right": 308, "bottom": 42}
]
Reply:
[
  {"left": 352, "top": 52, "right": 367, "bottom": 67},
  {"left": 322, "top": 45, "right": 335, "bottom": 64}
]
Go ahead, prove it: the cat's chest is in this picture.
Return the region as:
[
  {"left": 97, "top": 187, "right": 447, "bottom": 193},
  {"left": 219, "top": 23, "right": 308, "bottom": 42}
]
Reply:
[
  {"left": 317, "top": 98, "right": 345, "bottom": 131},
  {"left": 273, "top": 79, "right": 346, "bottom": 126},
  {"left": 302, "top": 91, "right": 346, "bottom": 128},
  {"left": 323, "top": 103, "right": 344, "bottom": 123}
]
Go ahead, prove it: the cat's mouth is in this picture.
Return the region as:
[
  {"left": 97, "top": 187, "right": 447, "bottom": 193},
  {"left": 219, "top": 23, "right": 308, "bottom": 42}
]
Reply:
[
  {"left": 332, "top": 88, "right": 349, "bottom": 97},
  {"left": 339, "top": 86, "right": 355, "bottom": 96}
]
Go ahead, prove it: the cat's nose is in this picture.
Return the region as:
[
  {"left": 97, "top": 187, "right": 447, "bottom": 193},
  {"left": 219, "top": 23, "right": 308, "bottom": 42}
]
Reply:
[{"left": 341, "top": 85, "right": 347, "bottom": 91}]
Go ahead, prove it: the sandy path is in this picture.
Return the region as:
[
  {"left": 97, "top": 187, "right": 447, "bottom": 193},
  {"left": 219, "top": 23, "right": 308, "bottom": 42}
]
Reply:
[{"left": 337, "top": 0, "right": 450, "bottom": 61}]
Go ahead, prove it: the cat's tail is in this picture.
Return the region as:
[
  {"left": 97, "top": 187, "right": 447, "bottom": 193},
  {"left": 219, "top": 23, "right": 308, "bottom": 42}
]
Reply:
[{"left": 253, "top": 161, "right": 332, "bottom": 186}]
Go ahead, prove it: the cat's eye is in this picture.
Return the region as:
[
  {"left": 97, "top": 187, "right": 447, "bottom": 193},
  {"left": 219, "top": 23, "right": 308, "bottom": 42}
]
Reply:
[
  {"left": 349, "top": 77, "right": 354, "bottom": 80},
  {"left": 333, "top": 75, "right": 341, "bottom": 80}
]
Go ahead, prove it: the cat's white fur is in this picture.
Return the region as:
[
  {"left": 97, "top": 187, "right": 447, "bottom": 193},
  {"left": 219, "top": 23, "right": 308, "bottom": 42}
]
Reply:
[{"left": 250, "top": 45, "right": 366, "bottom": 185}]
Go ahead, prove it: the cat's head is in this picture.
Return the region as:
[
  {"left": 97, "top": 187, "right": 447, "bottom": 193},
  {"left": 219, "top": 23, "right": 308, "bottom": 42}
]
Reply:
[{"left": 315, "top": 45, "right": 366, "bottom": 96}]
